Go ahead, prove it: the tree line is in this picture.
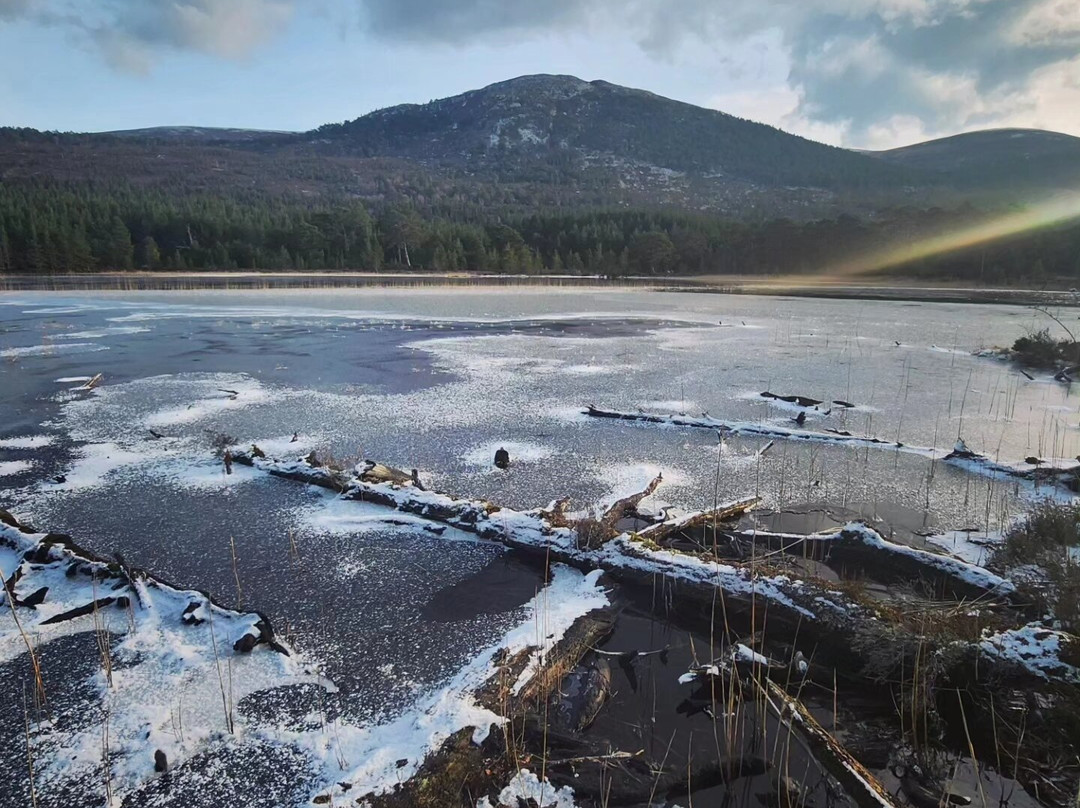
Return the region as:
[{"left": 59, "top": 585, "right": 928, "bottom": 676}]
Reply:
[{"left": 1, "top": 181, "right": 1078, "bottom": 282}]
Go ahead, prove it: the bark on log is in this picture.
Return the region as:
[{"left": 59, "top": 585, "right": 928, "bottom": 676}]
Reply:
[{"left": 756, "top": 676, "right": 901, "bottom": 808}]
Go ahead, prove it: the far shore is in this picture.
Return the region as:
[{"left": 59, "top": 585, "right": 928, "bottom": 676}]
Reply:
[{"left": 1, "top": 270, "right": 1077, "bottom": 306}]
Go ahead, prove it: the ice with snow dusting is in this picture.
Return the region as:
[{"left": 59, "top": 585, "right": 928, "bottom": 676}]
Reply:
[
  {"left": 926, "top": 530, "right": 1003, "bottom": 566},
  {"left": 0, "top": 342, "right": 108, "bottom": 358},
  {"left": 0, "top": 435, "right": 54, "bottom": 449},
  {"left": 287, "top": 565, "right": 606, "bottom": 804},
  {"left": 461, "top": 440, "right": 555, "bottom": 470}
]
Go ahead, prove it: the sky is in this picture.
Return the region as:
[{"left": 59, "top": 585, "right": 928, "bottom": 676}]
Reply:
[{"left": 0, "top": 0, "right": 1078, "bottom": 149}]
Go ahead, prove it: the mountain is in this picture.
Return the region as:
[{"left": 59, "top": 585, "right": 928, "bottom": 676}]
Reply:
[
  {"left": 310, "top": 74, "right": 914, "bottom": 192},
  {"left": 0, "top": 75, "right": 1074, "bottom": 219},
  {"left": 869, "top": 128, "right": 1080, "bottom": 190}
]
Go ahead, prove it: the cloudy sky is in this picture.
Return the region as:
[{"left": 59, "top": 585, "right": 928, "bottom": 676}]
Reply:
[{"left": 0, "top": 0, "right": 1078, "bottom": 148}]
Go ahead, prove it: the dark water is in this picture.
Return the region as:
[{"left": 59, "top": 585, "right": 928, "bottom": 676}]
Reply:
[{"left": 0, "top": 286, "right": 1075, "bottom": 806}]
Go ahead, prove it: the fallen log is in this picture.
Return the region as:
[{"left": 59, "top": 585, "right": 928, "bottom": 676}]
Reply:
[
  {"left": 732, "top": 523, "right": 1018, "bottom": 603},
  {"left": 0, "top": 508, "right": 287, "bottom": 655},
  {"left": 755, "top": 676, "right": 901, "bottom": 808},
  {"left": 231, "top": 451, "right": 893, "bottom": 661},
  {"left": 584, "top": 405, "right": 1080, "bottom": 492}
]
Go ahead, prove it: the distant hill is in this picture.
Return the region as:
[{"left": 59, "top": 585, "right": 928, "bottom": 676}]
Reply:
[
  {"left": 309, "top": 74, "right": 914, "bottom": 192},
  {"left": 102, "top": 126, "right": 296, "bottom": 142},
  {"left": 0, "top": 76, "right": 1076, "bottom": 217},
  {"left": 3, "top": 78, "right": 1079, "bottom": 281},
  {"left": 868, "top": 128, "right": 1080, "bottom": 190}
]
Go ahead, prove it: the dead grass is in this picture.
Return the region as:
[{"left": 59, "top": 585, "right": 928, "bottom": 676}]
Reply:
[{"left": 994, "top": 500, "right": 1080, "bottom": 631}]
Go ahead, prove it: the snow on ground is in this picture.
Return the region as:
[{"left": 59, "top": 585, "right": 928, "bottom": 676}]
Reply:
[
  {"left": 0, "top": 460, "right": 33, "bottom": 476},
  {"left": 287, "top": 565, "right": 607, "bottom": 804},
  {"left": 0, "top": 342, "right": 108, "bottom": 358},
  {"left": 980, "top": 624, "right": 1080, "bottom": 681},
  {"left": 461, "top": 440, "right": 555, "bottom": 470}
]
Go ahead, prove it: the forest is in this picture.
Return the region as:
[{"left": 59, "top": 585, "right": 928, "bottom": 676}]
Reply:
[{"left": 1, "top": 180, "right": 1078, "bottom": 283}]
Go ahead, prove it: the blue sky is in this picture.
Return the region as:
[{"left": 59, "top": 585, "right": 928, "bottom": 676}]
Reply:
[{"left": 1, "top": 1, "right": 1078, "bottom": 149}]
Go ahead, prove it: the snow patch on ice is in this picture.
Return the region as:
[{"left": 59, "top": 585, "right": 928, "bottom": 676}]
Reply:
[
  {"left": 0, "top": 435, "right": 53, "bottom": 449},
  {"left": 53, "top": 326, "right": 151, "bottom": 340},
  {"left": 594, "top": 463, "right": 687, "bottom": 514},
  {"left": 289, "top": 565, "right": 607, "bottom": 803},
  {"left": 45, "top": 441, "right": 163, "bottom": 492},
  {"left": 461, "top": 440, "right": 554, "bottom": 469},
  {"left": 926, "top": 530, "right": 1003, "bottom": 566},
  {"left": 0, "top": 460, "right": 33, "bottom": 476},
  {"left": 0, "top": 342, "right": 107, "bottom": 358}
]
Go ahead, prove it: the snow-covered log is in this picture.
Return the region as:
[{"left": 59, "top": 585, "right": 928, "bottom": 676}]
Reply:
[
  {"left": 584, "top": 405, "right": 1080, "bottom": 492},
  {"left": 0, "top": 508, "right": 286, "bottom": 654},
  {"left": 732, "top": 522, "right": 1018, "bottom": 602}
]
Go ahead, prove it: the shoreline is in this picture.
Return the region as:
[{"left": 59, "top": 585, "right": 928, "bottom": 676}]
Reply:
[{"left": 1, "top": 270, "right": 1077, "bottom": 306}]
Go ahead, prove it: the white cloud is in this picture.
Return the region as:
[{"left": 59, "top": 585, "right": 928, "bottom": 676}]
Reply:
[{"left": 1010, "top": 0, "right": 1080, "bottom": 47}]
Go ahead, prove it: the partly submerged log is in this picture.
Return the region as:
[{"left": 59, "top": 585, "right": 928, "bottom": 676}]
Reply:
[
  {"left": 231, "top": 452, "right": 890, "bottom": 660},
  {"left": 732, "top": 523, "right": 1018, "bottom": 603},
  {"left": 756, "top": 676, "right": 901, "bottom": 808},
  {"left": 585, "top": 405, "right": 1080, "bottom": 492}
]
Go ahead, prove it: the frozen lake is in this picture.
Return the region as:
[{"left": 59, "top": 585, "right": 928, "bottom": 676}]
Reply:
[{"left": 1, "top": 286, "right": 1076, "bottom": 805}]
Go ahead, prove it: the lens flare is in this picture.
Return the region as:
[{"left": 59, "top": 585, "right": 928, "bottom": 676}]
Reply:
[{"left": 754, "top": 192, "right": 1080, "bottom": 288}]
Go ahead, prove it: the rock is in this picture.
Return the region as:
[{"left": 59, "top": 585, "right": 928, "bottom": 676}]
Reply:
[
  {"left": 52, "top": 474, "right": 67, "bottom": 484},
  {"left": 551, "top": 657, "right": 611, "bottom": 733},
  {"left": 154, "top": 749, "right": 168, "bottom": 773},
  {"left": 1025, "top": 456, "right": 1044, "bottom": 465},
  {"left": 233, "top": 628, "right": 261, "bottom": 653},
  {"left": 20, "top": 586, "right": 49, "bottom": 607},
  {"left": 250, "top": 444, "right": 266, "bottom": 459},
  {"left": 494, "top": 447, "right": 510, "bottom": 469}
]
